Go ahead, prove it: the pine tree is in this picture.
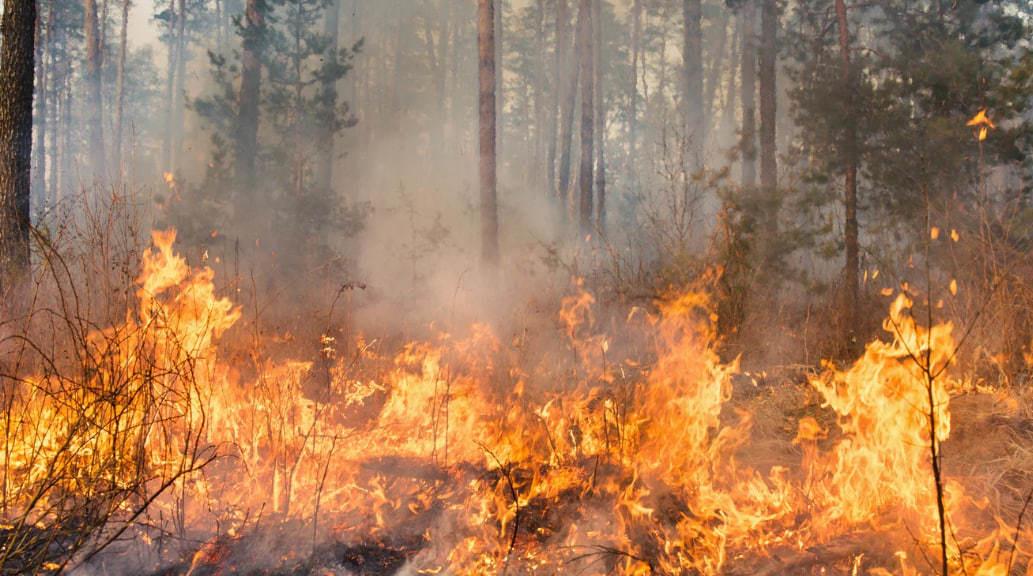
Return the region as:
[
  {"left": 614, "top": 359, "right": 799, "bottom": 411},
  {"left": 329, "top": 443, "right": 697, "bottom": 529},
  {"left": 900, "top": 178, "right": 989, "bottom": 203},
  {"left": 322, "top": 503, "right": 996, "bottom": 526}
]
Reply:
[
  {"left": 478, "top": 0, "right": 499, "bottom": 264},
  {"left": 0, "top": 0, "right": 36, "bottom": 294}
]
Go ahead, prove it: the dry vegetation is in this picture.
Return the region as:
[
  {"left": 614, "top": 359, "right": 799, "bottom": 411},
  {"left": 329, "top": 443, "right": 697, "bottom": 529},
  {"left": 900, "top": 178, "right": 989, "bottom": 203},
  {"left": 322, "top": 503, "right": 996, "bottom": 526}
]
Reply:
[{"left": 0, "top": 186, "right": 1031, "bottom": 576}]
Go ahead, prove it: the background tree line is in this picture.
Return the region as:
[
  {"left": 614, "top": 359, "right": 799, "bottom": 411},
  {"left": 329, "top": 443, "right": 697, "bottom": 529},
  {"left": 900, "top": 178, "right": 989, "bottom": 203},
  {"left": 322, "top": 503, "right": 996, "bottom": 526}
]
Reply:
[{"left": 0, "top": 0, "right": 1031, "bottom": 365}]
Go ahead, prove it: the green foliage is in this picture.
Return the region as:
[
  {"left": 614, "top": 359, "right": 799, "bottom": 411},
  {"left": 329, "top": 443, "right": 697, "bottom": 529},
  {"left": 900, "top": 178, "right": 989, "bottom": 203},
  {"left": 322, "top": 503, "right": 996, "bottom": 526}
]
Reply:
[
  {"left": 787, "top": 0, "right": 1032, "bottom": 226},
  {"left": 193, "top": 0, "right": 365, "bottom": 274}
]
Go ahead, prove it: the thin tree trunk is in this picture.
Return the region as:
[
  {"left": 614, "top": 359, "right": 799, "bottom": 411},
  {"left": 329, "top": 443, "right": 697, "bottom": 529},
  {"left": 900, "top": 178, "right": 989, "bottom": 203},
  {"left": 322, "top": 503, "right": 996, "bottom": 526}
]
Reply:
[
  {"left": 546, "top": 0, "right": 567, "bottom": 201},
  {"left": 532, "top": 0, "right": 547, "bottom": 190},
  {"left": 44, "top": 2, "right": 57, "bottom": 207},
  {"left": 556, "top": 0, "right": 578, "bottom": 225},
  {"left": 720, "top": 18, "right": 740, "bottom": 140},
  {"left": 627, "top": 0, "right": 641, "bottom": 197},
  {"left": 836, "top": 0, "right": 859, "bottom": 349},
  {"left": 392, "top": 8, "right": 404, "bottom": 123},
  {"left": 759, "top": 0, "right": 776, "bottom": 196},
  {"left": 173, "top": 0, "right": 187, "bottom": 171},
  {"left": 32, "top": 3, "right": 46, "bottom": 200},
  {"left": 161, "top": 0, "right": 175, "bottom": 172},
  {"left": 113, "top": 0, "right": 129, "bottom": 182},
  {"left": 100, "top": 0, "right": 110, "bottom": 52},
  {"left": 0, "top": 0, "right": 36, "bottom": 294},
  {"left": 703, "top": 9, "right": 728, "bottom": 131},
  {"left": 740, "top": 1, "right": 756, "bottom": 188},
  {"left": 292, "top": 1, "right": 304, "bottom": 199},
  {"left": 84, "top": 0, "right": 107, "bottom": 181},
  {"left": 236, "top": 0, "right": 264, "bottom": 195},
  {"left": 434, "top": 0, "right": 450, "bottom": 150},
  {"left": 59, "top": 68, "right": 72, "bottom": 201},
  {"left": 682, "top": 0, "right": 702, "bottom": 167},
  {"left": 316, "top": 0, "right": 341, "bottom": 192},
  {"left": 494, "top": 0, "right": 503, "bottom": 164},
  {"left": 478, "top": 0, "right": 499, "bottom": 265},
  {"left": 592, "top": 0, "right": 605, "bottom": 234},
  {"left": 576, "top": 0, "right": 594, "bottom": 238},
  {"left": 48, "top": 52, "right": 60, "bottom": 205}
]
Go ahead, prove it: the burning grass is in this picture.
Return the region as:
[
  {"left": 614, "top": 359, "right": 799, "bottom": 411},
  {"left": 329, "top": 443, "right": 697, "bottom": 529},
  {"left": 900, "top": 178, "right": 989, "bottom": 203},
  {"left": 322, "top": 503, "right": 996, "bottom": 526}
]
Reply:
[{"left": 1, "top": 229, "right": 1033, "bottom": 575}]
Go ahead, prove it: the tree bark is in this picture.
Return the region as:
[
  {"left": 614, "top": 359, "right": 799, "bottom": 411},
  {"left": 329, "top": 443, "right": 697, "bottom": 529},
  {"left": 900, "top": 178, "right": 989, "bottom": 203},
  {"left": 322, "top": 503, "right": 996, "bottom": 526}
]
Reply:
[
  {"left": 84, "top": 0, "right": 107, "bottom": 181},
  {"left": 836, "top": 0, "right": 859, "bottom": 349},
  {"left": 113, "top": 0, "right": 130, "bottom": 182},
  {"left": 546, "top": 0, "right": 568, "bottom": 202},
  {"left": 627, "top": 0, "right": 642, "bottom": 196},
  {"left": 592, "top": 0, "right": 605, "bottom": 234},
  {"left": 478, "top": 0, "right": 499, "bottom": 265},
  {"left": 316, "top": 0, "right": 341, "bottom": 192},
  {"left": 236, "top": 0, "right": 264, "bottom": 195},
  {"left": 173, "top": 0, "right": 187, "bottom": 171},
  {"left": 740, "top": 0, "right": 756, "bottom": 188},
  {"left": 32, "top": 2, "right": 46, "bottom": 201},
  {"left": 434, "top": 0, "right": 450, "bottom": 151},
  {"left": 556, "top": 0, "right": 579, "bottom": 225},
  {"left": 532, "top": 0, "right": 547, "bottom": 190},
  {"left": 576, "top": 0, "right": 594, "bottom": 238},
  {"left": 703, "top": 9, "right": 728, "bottom": 132},
  {"left": 58, "top": 66, "right": 72, "bottom": 201},
  {"left": 0, "top": 0, "right": 36, "bottom": 294},
  {"left": 720, "top": 18, "right": 740, "bottom": 142},
  {"left": 161, "top": 0, "right": 175, "bottom": 172},
  {"left": 494, "top": 0, "right": 503, "bottom": 162},
  {"left": 759, "top": 0, "right": 777, "bottom": 196},
  {"left": 682, "top": 0, "right": 703, "bottom": 168}
]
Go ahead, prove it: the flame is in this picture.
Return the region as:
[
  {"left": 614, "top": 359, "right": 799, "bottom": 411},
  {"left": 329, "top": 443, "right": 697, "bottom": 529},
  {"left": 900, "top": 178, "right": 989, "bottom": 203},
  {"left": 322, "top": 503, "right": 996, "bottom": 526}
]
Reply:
[
  {"left": 967, "top": 108, "right": 996, "bottom": 141},
  {"left": 3, "top": 230, "right": 1032, "bottom": 574},
  {"left": 800, "top": 294, "right": 955, "bottom": 534}
]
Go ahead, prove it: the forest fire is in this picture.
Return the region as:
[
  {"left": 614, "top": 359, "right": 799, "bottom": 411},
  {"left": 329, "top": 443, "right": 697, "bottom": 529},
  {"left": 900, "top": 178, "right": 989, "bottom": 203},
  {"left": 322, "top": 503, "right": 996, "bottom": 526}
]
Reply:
[
  {"left": 0, "top": 0, "right": 1030, "bottom": 573},
  {"left": 1, "top": 230, "right": 1030, "bottom": 575}
]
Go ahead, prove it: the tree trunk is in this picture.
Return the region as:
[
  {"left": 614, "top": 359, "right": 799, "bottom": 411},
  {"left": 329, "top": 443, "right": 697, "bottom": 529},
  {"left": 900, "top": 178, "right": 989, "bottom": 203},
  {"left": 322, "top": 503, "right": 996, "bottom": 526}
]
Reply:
[
  {"left": 556, "top": 0, "right": 578, "bottom": 225},
  {"left": 740, "top": 1, "right": 756, "bottom": 188},
  {"left": 32, "top": 2, "right": 46, "bottom": 201},
  {"left": 592, "top": 0, "right": 605, "bottom": 234},
  {"left": 173, "top": 0, "right": 188, "bottom": 171},
  {"left": 836, "top": 0, "right": 859, "bottom": 349},
  {"left": 45, "top": 7, "right": 58, "bottom": 207},
  {"left": 113, "top": 0, "right": 129, "bottom": 182},
  {"left": 59, "top": 68, "right": 72, "bottom": 201},
  {"left": 161, "top": 0, "right": 175, "bottom": 172},
  {"left": 84, "top": 0, "right": 107, "bottom": 181},
  {"left": 532, "top": 0, "right": 547, "bottom": 191},
  {"left": 47, "top": 42, "right": 60, "bottom": 205},
  {"left": 100, "top": 0, "right": 110, "bottom": 52},
  {"left": 0, "top": 0, "right": 36, "bottom": 294},
  {"left": 236, "top": 0, "right": 264, "bottom": 195},
  {"left": 292, "top": 1, "right": 304, "bottom": 199},
  {"left": 682, "top": 0, "right": 702, "bottom": 168},
  {"left": 576, "top": 0, "right": 594, "bottom": 238},
  {"left": 494, "top": 0, "right": 503, "bottom": 164},
  {"left": 316, "top": 0, "right": 341, "bottom": 192},
  {"left": 435, "top": 0, "right": 450, "bottom": 151},
  {"left": 627, "top": 0, "right": 642, "bottom": 197},
  {"left": 720, "top": 18, "right": 740, "bottom": 142},
  {"left": 478, "top": 0, "right": 499, "bottom": 265},
  {"left": 758, "top": 0, "right": 776, "bottom": 196},
  {"left": 392, "top": 8, "right": 404, "bottom": 123},
  {"left": 703, "top": 9, "right": 728, "bottom": 132},
  {"left": 546, "top": 0, "right": 568, "bottom": 201}
]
